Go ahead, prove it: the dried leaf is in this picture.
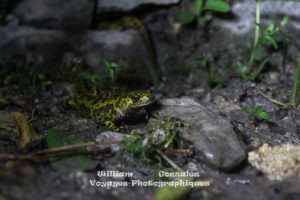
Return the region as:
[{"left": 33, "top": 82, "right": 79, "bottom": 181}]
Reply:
[{"left": 10, "top": 112, "right": 43, "bottom": 148}]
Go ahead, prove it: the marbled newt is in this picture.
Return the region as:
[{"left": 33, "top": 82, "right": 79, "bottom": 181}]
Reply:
[{"left": 50, "top": 70, "right": 155, "bottom": 132}]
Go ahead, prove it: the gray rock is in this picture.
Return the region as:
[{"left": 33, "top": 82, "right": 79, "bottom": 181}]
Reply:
[
  {"left": 12, "top": 0, "right": 94, "bottom": 30},
  {"left": 95, "top": 131, "right": 125, "bottom": 152},
  {"left": 98, "top": 0, "right": 180, "bottom": 12},
  {"left": 154, "top": 97, "right": 246, "bottom": 171},
  {"left": 0, "top": 26, "right": 149, "bottom": 74},
  {"left": 0, "top": 110, "right": 18, "bottom": 142},
  {"left": 217, "top": 0, "right": 300, "bottom": 36}
]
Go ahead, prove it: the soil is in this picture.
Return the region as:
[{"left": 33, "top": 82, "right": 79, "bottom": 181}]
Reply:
[{"left": 1, "top": 0, "right": 300, "bottom": 199}]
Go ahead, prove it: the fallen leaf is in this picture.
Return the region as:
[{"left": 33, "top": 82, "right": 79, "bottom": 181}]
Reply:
[{"left": 10, "top": 112, "right": 43, "bottom": 148}]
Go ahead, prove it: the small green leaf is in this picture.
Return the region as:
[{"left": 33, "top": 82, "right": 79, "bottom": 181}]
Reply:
[
  {"left": 255, "top": 22, "right": 264, "bottom": 34},
  {"left": 179, "top": 11, "right": 196, "bottom": 24},
  {"left": 293, "top": 56, "right": 300, "bottom": 108},
  {"left": 200, "top": 59, "right": 207, "bottom": 67},
  {"left": 118, "top": 60, "right": 128, "bottom": 70},
  {"left": 253, "top": 106, "right": 262, "bottom": 115},
  {"left": 237, "top": 61, "right": 248, "bottom": 80},
  {"left": 281, "top": 16, "right": 289, "bottom": 26},
  {"left": 255, "top": 112, "right": 271, "bottom": 120},
  {"left": 197, "top": 16, "right": 206, "bottom": 25},
  {"left": 250, "top": 58, "right": 269, "bottom": 80},
  {"left": 264, "top": 35, "right": 278, "bottom": 49},
  {"left": 242, "top": 106, "right": 253, "bottom": 114},
  {"left": 268, "top": 14, "right": 277, "bottom": 24},
  {"left": 45, "top": 80, "right": 52, "bottom": 85},
  {"left": 106, "top": 68, "right": 115, "bottom": 81},
  {"left": 51, "top": 156, "right": 95, "bottom": 171},
  {"left": 46, "top": 129, "right": 64, "bottom": 148},
  {"left": 64, "top": 135, "right": 85, "bottom": 151},
  {"left": 252, "top": 48, "right": 264, "bottom": 61},
  {"left": 45, "top": 129, "right": 95, "bottom": 171},
  {"left": 266, "top": 24, "right": 274, "bottom": 32},
  {"left": 203, "top": 0, "right": 231, "bottom": 12},
  {"left": 38, "top": 74, "right": 45, "bottom": 80},
  {"left": 196, "top": 0, "right": 203, "bottom": 14},
  {"left": 102, "top": 59, "right": 111, "bottom": 68}
]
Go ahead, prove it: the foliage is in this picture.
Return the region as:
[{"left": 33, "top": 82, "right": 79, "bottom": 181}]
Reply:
[
  {"left": 202, "top": 59, "right": 229, "bottom": 88},
  {"left": 30, "top": 74, "right": 52, "bottom": 95},
  {"left": 242, "top": 106, "right": 271, "bottom": 120},
  {"left": 241, "top": 0, "right": 291, "bottom": 78},
  {"left": 102, "top": 59, "right": 128, "bottom": 83},
  {"left": 150, "top": 118, "right": 188, "bottom": 147},
  {"left": 253, "top": 53, "right": 300, "bottom": 109},
  {"left": 118, "top": 135, "right": 161, "bottom": 166},
  {"left": 45, "top": 129, "right": 94, "bottom": 171},
  {"left": 179, "top": 0, "right": 230, "bottom": 25},
  {"left": 80, "top": 71, "right": 104, "bottom": 88},
  {"left": 292, "top": 56, "right": 300, "bottom": 108}
]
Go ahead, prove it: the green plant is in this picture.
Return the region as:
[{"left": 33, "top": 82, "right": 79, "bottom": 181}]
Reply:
[
  {"left": 102, "top": 59, "right": 128, "bottom": 83},
  {"left": 153, "top": 118, "right": 188, "bottom": 148},
  {"left": 254, "top": 54, "right": 300, "bottom": 109},
  {"left": 293, "top": 56, "right": 300, "bottom": 108},
  {"left": 46, "top": 129, "right": 94, "bottom": 171},
  {"left": 30, "top": 73, "right": 52, "bottom": 95},
  {"left": 80, "top": 71, "right": 104, "bottom": 88},
  {"left": 202, "top": 59, "right": 229, "bottom": 87},
  {"left": 242, "top": 106, "right": 271, "bottom": 120},
  {"left": 179, "top": 0, "right": 230, "bottom": 25},
  {"left": 239, "top": 0, "right": 292, "bottom": 78},
  {"left": 118, "top": 135, "right": 161, "bottom": 166}
]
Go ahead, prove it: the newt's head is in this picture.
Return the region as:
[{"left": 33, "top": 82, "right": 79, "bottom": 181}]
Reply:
[{"left": 125, "top": 89, "right": 155, "bottom": 111}]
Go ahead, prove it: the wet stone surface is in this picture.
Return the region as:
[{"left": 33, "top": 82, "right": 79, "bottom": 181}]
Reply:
[
  {"left": 12, "top": 0, "right": 94, "bottom": 30},
  {"left": 0, "top": 26, "right": 150, "bottom": 76},
  {"left": 97, "top": 0, "right": 181, "bottom": 12},
  {"left": 154, "top": 97, "right": 247, "bottom": 171}
]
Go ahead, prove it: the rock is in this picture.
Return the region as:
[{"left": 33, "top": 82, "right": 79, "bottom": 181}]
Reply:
[
  {"left": 94, "top": 131, "right": 125, "bottom": 152},
  {"left": 97, "top": 0, "right": 180, "bottom": 12},
  {"left": 12, "top": 0, "right": 94, "bottom": 30},
  {"left": 0, "top": 26, "right": 149, "bottom": 74},
  {"left": 248, "top": 143, "right": 300, "bottom": 181},
  {"left": 154, "top": 97, "right": 246, "bottom": 171},
  {"left": 216, "top": 0, "right": 300, "bottom": 36},
  {"left": 0, "top": 110, "right": 18, "bottom": 142}
]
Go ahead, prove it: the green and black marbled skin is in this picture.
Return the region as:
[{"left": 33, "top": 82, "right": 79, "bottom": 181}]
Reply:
[{"left": 51, "top": 70, "right": 155, "bottom": 132}]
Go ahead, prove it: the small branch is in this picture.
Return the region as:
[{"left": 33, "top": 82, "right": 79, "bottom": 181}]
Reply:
[
  {"left": 152, "top": 145, "right": 194, "bottom": 156},
  {"left": 27, "top": 108, "right": 36, "bottom": 123},
  {"left": 156, "top": 149, "right": 183, "bottom": 172},
  {"left": 0, "top": 149, "right": 110, "bottom": 160},
  {"left": 35, "top": 140, "right": 124, "bottom": 155}
]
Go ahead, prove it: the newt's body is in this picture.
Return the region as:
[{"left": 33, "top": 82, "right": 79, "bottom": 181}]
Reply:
[{"left": 51, "top": 71, "right": 155, "bottom": 132}]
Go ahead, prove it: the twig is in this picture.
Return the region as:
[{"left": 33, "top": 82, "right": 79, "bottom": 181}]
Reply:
[
  {"left": 156, "top": 149, "right": 183, "bottom": 172},
  {"left": 35, "top": 140, "right": 124, "bottom": 155},
  {"left": 152, "top": 145, "right": 194, "bottom": 156},
  {"left": 0, "top": 149, "right": 109, "bottom": 160},
  {"left": 27, "top": 108, "right": 36, "bottom": 123}
]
